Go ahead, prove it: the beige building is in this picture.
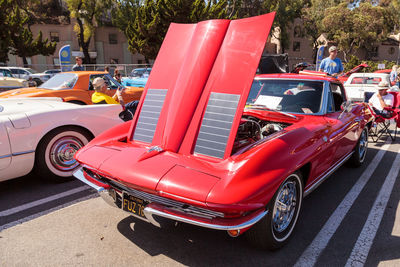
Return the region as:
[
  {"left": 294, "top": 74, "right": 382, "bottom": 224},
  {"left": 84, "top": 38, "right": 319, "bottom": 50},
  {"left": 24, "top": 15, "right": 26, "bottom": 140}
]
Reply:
[
  {"left": 7, "top": 19, "right": 146, "bottom": 72},
  {"left": 7, "top": 16, "right": 400, "bottom": 72}
]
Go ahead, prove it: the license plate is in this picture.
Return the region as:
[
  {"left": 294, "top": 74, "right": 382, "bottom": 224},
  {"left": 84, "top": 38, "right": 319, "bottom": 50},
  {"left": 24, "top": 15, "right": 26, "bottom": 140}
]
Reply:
[{"left": 122, "top": 193, "right": 149, "bottom": 218}]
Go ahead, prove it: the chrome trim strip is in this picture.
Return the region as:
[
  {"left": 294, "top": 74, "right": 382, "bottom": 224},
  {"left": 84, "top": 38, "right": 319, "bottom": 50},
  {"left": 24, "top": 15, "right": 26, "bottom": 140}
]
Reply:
[
  {"left": 74, "top": 167, "right": 268, "bottom": 231},
  {"left": 143, "top": 204, "right": 268, "bottom": 230},
  {"left": 304, "top": 151, "right": 354, "bottom": 197},
  {"left": 0, "top": 150, "right": 35, "bottom": 159},
  {"left": 0, "top": 154, "right": 11, "bottom": 159},
  {"left": 73, "top": 168, "right": 103, "bottom": 191}
]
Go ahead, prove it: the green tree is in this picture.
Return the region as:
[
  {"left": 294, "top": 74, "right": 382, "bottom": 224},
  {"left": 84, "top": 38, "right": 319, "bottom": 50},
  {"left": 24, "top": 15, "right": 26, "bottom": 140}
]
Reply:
[
  {"left": 226, "top": 0, "right": 305, "bottom": 52},
  {"left": 301, "top": 0, "right": 342, "bottom": 61},
  {"left": 66, "top": 0, "right": 112, "bottom": 63},
  {"left": 0, "top": 0, "right": 57, "bottom": 65},
  {"left": 263, "top": 0, "right": 305, "bottom": 52},
  {"left": 113, "top": 0, "right": 228, "bottom": 61},
  {"left": 0, "top": 0, "right": 14, "bottom": 62},
  {"left": 322, "top": 2, "right": 395, "bottom": 62}
]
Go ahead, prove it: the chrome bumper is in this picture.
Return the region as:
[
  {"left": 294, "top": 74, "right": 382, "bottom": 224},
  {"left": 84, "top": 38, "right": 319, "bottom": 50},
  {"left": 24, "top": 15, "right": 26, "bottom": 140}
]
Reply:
[{"left": 73, "top": 168, "right": 268, "bottom": 231}]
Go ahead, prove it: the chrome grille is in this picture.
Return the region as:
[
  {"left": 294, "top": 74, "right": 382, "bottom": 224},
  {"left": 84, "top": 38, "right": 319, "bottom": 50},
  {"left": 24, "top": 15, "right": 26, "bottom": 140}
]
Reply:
[
  {"left": 83, "top": 167, "right": 224, "bottom": 219},
  {"left": 133, "top": 89, "right": 167, "bottom": 143},
  {"left": 195, "top": 92, "right": 240, "bottom": 158}
]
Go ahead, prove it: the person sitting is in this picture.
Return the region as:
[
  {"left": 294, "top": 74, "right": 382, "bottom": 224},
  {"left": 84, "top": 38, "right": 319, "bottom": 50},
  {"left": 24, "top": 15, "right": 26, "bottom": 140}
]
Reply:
[
  {"left": 91, "top": 77, "right": 139, "bottom": 121},
  {"left": 92, "top": 77, "right": 124, "bottom": 105},
  {"left": 114, "top": 69, "right": 122, "bottom": 83},
  {"left": 369, "top": 81, "right": 394, "bottom": 118}
]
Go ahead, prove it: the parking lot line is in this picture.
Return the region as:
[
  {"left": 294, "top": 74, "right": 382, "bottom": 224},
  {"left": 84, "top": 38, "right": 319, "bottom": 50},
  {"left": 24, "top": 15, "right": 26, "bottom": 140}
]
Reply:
[
  {"left": 345, "top": 146, "right": 400, "bottom": 267},
  {"left": 0, "top": 186, "right": 90, "bottom": 217},
  {"left": 0, "top": 193, "right": 98, "bottom": 232},
  {"left": 294, "top": 140, "right": 392, "bottom": 267}
]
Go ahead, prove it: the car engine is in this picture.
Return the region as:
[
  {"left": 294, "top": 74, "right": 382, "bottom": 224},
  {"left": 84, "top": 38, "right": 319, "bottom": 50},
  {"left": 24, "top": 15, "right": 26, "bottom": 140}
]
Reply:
[{"left": 232, "top": 115, "right": 291, "bottom": 154}]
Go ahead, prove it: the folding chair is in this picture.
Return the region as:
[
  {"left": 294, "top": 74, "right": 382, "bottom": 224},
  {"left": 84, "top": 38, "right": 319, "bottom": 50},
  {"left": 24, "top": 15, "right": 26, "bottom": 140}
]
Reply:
[{"left": 367, "top": 104, "right": 398, "bottom": 142}]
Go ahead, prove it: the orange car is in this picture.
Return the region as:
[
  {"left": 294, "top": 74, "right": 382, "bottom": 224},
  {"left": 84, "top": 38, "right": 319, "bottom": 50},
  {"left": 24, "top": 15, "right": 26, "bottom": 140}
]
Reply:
[{"left": 0, "top": 71, "right": 144, "bottom": 105}]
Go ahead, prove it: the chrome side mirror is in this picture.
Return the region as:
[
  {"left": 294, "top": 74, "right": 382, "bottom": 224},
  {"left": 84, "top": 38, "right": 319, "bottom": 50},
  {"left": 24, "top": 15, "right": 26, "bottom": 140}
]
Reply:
[{"left": 339, "top": 101, "right": 353, "bottom": 119}]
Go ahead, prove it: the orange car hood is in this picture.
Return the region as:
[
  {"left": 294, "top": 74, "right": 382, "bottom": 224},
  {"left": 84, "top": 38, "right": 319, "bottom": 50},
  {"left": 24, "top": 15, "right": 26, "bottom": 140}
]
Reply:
[{"left": 0, "top": 87, "right": 52, "bottom": 98}]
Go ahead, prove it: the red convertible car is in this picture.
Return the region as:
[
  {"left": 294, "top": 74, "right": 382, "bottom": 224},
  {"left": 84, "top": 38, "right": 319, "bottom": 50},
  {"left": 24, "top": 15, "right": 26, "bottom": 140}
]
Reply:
[{"left": 73, "top": 14, "right": 373, "bottom": 250}]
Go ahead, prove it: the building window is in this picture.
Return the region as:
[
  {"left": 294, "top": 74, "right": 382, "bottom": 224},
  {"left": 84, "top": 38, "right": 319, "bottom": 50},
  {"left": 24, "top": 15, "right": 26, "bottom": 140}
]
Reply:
[
  {"left": 294, "top": 25, "right": 302, "bottom": 38},
  {"left": 50, "top": 32, "right": 59, "bottom": 42},
  {"left": 53, "top": 58, "right": 59, "bottom": 65},
  {"left": 110, "top": 58, "right": 119, "bottom": 64},
  {"left": 368, "top": 46, "right": 378, "bottom": 58},
  {"left": 109, "top": 33, "right": 117, "bottom": 44},
  {"left": 293, "top": 41, "right": 301, "bottom": 52},
  {"left": 389, "top": 47, "right": 395, "bottom": 55}
]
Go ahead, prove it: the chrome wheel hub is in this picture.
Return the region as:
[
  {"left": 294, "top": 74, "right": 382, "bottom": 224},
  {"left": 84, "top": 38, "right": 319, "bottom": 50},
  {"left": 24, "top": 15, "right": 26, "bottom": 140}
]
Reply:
[
  {"left": 50, "top": 137, "right": 84, "bottom": 171},
  {"left": 272, "top": 181, "right": 297, "bottom": 233},
  {"left": 359, "top": 130, "right": 367, "bottom": 159}
]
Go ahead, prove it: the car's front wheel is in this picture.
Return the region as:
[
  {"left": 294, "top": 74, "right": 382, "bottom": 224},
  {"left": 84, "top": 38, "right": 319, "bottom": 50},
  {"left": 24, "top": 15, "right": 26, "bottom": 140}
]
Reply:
[
  {"left": 34, "top": 127, "right": 92, "bottom": 182},
  {"left": 246, "top": 171, "right": 303, "bottom": 250},
  {"left": 347, "top": 127, "right": 368, "bottom": 167}
]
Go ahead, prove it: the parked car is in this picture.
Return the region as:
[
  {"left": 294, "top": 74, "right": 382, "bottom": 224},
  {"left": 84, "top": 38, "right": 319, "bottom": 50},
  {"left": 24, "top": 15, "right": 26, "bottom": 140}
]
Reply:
[
  {"left": 0, "top": 71, "right": 144, "bottom": 105},
  {"left": 374, "top": 69, "right": 391, "bottom": 74},
  {"left": 42, "top": 69, "right": 62, "bottom": 77},
  {"left": 122, "top": 67, "right": 152, "bottom": 87},
  {"left": 73, "top": 14, "right": 373, "bottom": 250},
  {"left": 7, "top": 67, "right": 51, "bottom": 85},
  {"left": 337, "top": 63, "right": 369, "bottom": 83},
  {"left": 0, "top": 98, "right": 125, "bottom": 182},
  {"left": 343, "top": 72, "right": 391, "bottom": 101},
  {"left": 0, "top": 67, "right": 29, "bottom": 91}
]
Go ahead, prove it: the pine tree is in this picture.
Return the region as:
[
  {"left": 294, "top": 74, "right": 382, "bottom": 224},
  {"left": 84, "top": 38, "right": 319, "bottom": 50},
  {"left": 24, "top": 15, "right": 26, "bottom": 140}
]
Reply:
[
  {"left": 0, "top": 0, "right": 14, "bottom": 62},
  {"left": 0, "top": 0, "right": 57, "bottom": 65}
]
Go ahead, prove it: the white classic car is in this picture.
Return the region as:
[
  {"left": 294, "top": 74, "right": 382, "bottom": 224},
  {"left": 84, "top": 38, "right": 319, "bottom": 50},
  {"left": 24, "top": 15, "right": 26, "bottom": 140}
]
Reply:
[
  {"left": 344, "top": 73, "right": 391, "bottom": 101},
  {"left": 0, "top": 98, "right": 124, "bottom": 182}
]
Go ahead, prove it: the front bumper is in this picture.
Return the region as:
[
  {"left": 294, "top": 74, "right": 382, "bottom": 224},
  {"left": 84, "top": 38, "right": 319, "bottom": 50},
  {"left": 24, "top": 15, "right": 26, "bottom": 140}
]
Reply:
[{"left": 73, "top": 168, "right": 267, "bottom": 231}]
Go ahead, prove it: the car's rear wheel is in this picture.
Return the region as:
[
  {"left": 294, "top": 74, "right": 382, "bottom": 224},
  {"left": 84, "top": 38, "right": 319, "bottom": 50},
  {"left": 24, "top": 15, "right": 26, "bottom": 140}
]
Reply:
[
  {"left": 246, "top": 171, "right": 303, "bottom": 250},
  {"left": 347, "top": 127, "right": 368, "bottom": 167},
  {"left": 34, "top": 127, "right": 92, "bottom": 182}
]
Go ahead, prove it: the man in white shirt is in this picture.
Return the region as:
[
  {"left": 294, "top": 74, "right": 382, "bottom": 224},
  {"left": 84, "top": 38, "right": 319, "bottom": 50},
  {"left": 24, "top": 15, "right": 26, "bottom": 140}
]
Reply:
[{"left": 369, "top": 81, "right": 394, "bottom": 118}]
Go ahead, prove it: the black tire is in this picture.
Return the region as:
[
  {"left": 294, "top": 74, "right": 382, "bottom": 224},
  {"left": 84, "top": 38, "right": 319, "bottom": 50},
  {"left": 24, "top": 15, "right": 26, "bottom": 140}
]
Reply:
[
  {"left": 246, "top": 171, "right": 303, "bottom": 250},
  {"left": 34, "top": 127, "right": 92, "bottom": 182},
  {"left": 347, "top": 127, "right": 368, "bottom": 168},
  {"left": 68, "top": 100, "right": 86, "bottom": 105},
  {"left": 33, "top": 78, "right": 43, "bottom": 86}
]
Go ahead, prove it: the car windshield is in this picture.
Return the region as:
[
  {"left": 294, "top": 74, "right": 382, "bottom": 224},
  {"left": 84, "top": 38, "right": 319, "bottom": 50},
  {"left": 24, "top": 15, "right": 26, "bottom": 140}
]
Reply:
[
  {"left": 350, "top": 76, "right": 382, "bottom": 85},
  {"left": 247, "top": 79, "right": 324, "bottom": 114},
  {"left": 0, "top": 69, "right": 13, "bottom": 77},
  {"left": 130, "top": 68, "right": 151, "bottom": 78},
  {"left": 25, "top": 68, "right": 38, "bottom": 74},
  {"left": 38, "top": 73, "right": 78, "bottom": 90}
]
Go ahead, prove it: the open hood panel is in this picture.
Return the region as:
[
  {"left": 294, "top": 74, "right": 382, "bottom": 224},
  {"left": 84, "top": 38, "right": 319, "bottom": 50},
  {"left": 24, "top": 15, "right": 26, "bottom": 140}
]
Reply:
[{"left": 128, "top": 13, "right": 275, "bottom": 159}]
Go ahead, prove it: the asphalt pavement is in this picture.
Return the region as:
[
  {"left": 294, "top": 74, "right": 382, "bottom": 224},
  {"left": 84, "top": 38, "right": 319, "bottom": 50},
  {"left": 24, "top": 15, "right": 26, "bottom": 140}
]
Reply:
[{"left": 0, "top": 138, "right": 399, "bottom": 266}]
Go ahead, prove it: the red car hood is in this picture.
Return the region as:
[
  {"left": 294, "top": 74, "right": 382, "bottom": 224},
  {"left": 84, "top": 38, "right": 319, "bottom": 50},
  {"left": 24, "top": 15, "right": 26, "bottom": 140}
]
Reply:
[{"left": 75, "top": 13, "right": 275, "bottom": 205}]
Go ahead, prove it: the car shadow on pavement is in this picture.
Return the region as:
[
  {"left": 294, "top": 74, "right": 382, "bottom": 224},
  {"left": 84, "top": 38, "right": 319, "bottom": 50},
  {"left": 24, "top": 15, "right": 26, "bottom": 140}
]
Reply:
[{"left": 117, "top": 216, "right": 262, "bottom": 266}]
